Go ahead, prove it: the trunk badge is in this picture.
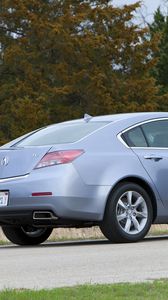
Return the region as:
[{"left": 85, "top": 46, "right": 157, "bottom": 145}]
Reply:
[{"left": 1, "top": 156, "right": 9, "bottom": 167}]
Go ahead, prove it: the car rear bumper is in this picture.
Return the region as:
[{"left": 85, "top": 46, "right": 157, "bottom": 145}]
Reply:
[
  {"left": 0, "top": 164, "right": 111, "bottom": 225},
  {"left": 0, "top": 208, "right": 99, "bottom": 227}
]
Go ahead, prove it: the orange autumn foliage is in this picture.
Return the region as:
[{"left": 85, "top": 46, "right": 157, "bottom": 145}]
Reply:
[{"left": 0, "top": 0, "right": 163, "bottom": 144}]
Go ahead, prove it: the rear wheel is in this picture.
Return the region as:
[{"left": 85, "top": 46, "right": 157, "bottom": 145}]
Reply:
[
  {"left": 2, "top": 226, "right": 53, "bottom": 245},
  {"left": 100, "top": 182, "right": 153, "bottom": 243}
]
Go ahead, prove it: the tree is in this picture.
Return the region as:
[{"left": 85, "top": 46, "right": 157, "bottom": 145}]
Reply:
[
  {"left": 149, "top": 7, "right": 168, "bottom": 110},
  {"left": 0, "top": 0, "right": 162, "bottom": 144},
  {"left": 150, "top": 8, "right": 168, "bottom": 91}
]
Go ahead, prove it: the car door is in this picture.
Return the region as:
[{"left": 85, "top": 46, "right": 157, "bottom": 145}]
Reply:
[{"left": 122, "top": 119, "right": 168, "bottom": 208}]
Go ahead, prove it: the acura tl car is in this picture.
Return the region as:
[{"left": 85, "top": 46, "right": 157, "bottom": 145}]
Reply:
[{"left": 0, "top": 112, "right": 168, "bottom": 245}]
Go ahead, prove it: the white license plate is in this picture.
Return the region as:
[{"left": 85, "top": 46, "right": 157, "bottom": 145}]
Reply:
[{"left": 0, "top": 192, "right": 8, "bottom": 207}]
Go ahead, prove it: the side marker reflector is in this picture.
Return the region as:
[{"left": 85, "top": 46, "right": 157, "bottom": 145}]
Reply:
[{"left": 32, "top": 192, "right": 52, "bottom": 197}]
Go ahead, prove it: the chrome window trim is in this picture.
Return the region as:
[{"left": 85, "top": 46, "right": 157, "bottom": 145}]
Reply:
[
  {"left": 117, "top": 133, "right": 130, "bottom": 148},
  {"left": 117, "top": 117, "right": 168, "bottom": 149},
  {"left": 131, "top": 147, "right": 168, "bottom": 150}
]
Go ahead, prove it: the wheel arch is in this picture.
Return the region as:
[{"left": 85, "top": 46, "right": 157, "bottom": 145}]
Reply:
[{"left": 104, "top": 177, "right": 157, "bottom": 222}]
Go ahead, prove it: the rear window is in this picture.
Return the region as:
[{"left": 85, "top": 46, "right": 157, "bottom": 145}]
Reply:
[{"left": 14, "top": 122, "right": 109, "bottom": 147}]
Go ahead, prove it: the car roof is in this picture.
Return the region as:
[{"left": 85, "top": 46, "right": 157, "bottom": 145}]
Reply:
[
  {"left": 88, "top": 112, "right": 168, "bottom": 122},
  {"left": 60, "top": 112, "right": 168, "bottom": 125}
]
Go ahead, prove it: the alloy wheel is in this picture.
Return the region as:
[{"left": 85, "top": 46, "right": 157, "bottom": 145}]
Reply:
[{"left": 116, "top": 190, "right": 148, "bottom": 235}]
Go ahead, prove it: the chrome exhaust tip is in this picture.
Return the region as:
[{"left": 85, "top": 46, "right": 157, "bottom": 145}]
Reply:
[{"left": 33, "top": 211, "right": 58, "bottom": 220}]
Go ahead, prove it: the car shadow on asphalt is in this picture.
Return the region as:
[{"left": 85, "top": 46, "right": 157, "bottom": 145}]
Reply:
[
  {"left": 0, "top": 235, "right": 168, "bottom": 249},
  {"left": 0, "top": 239, "right": 110, "bottom": 249}
]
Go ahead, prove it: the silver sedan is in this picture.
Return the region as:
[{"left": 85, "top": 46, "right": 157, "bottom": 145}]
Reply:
[{"left": 0, "top": 112, "right": 168, "bottom": 245}]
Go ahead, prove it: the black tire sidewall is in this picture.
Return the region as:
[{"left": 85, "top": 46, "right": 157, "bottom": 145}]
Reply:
[
  {"left": 2, "top": 226, "right": 53, "bottom": 245},
  {"left": 101, "top": 183, "right": 153, "bottom": 243}
]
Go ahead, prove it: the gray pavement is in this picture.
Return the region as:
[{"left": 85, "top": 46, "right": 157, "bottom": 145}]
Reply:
[{"left": 0, "top": 236, "right": 168, "bottom": 290}]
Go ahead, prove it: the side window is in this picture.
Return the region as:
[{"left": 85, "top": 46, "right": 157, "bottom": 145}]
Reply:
[
  {"left": 141, "top": 120, "right": 168, "bottom": 148},
  {"left": 122, "top": 126, "right": 147, "bottom": 147}
]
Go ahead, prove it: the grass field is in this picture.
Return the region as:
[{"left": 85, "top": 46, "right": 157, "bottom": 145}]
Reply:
[{"left": 1, "top": 281, "right": 168, "bottom": 300}]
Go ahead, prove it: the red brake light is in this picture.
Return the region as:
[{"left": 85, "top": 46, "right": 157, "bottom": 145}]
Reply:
[{"left": 34, "top": 150, "right": 84, "bottom": 169}]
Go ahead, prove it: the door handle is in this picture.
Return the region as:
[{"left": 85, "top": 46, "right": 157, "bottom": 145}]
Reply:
[{"left": 144, "top": 155, "right": 163, "bottom": 161}]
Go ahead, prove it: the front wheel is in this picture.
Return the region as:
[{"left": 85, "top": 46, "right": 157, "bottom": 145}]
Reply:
[
  {"left": 2, "top": 226, "right": 53, "bottom": 245},
  {"left": 100, "top": 183, "right": 153, "bottom": 243}
]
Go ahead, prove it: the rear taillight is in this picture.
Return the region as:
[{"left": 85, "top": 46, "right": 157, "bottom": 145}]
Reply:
[{"left": 34, "top": 150, "right": 84, "bottom": 169}]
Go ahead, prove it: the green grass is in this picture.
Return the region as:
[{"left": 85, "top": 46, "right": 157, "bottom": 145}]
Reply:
[
  {"left": 0, "top": 240, "right": 10, "bottom": 245},
  {"left": 1, "top": 281, "right": 168, "bottom": 300},
  {"left": 148, "top": 229, "right": 168, "bottom": 236}
]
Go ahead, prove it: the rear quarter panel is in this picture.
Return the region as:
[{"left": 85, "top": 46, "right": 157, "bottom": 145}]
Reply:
[{"left": 72, "top": 123, "right": 165, "bottom": 222}]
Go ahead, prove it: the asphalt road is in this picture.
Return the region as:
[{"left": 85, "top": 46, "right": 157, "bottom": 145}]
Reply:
[{"left": 1, "top": 236, "right": 168, "bottom": 290}]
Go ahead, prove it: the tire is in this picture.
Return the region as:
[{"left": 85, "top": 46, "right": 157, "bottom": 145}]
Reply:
[
  {"left": 100, "top": 182, "right": 153, "bottom": 243},
  {"left": 2, "top": 226, "right": 53, "bottom": 246}
]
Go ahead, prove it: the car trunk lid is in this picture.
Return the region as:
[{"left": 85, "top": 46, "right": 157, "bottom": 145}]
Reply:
[{"left": 0, "top": 146, "right": 52, "bottom": 179}]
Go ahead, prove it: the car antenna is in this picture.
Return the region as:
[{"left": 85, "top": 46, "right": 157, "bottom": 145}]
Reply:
[{"left": 84, "top": 113, "right": 93, "bottom": 123}]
